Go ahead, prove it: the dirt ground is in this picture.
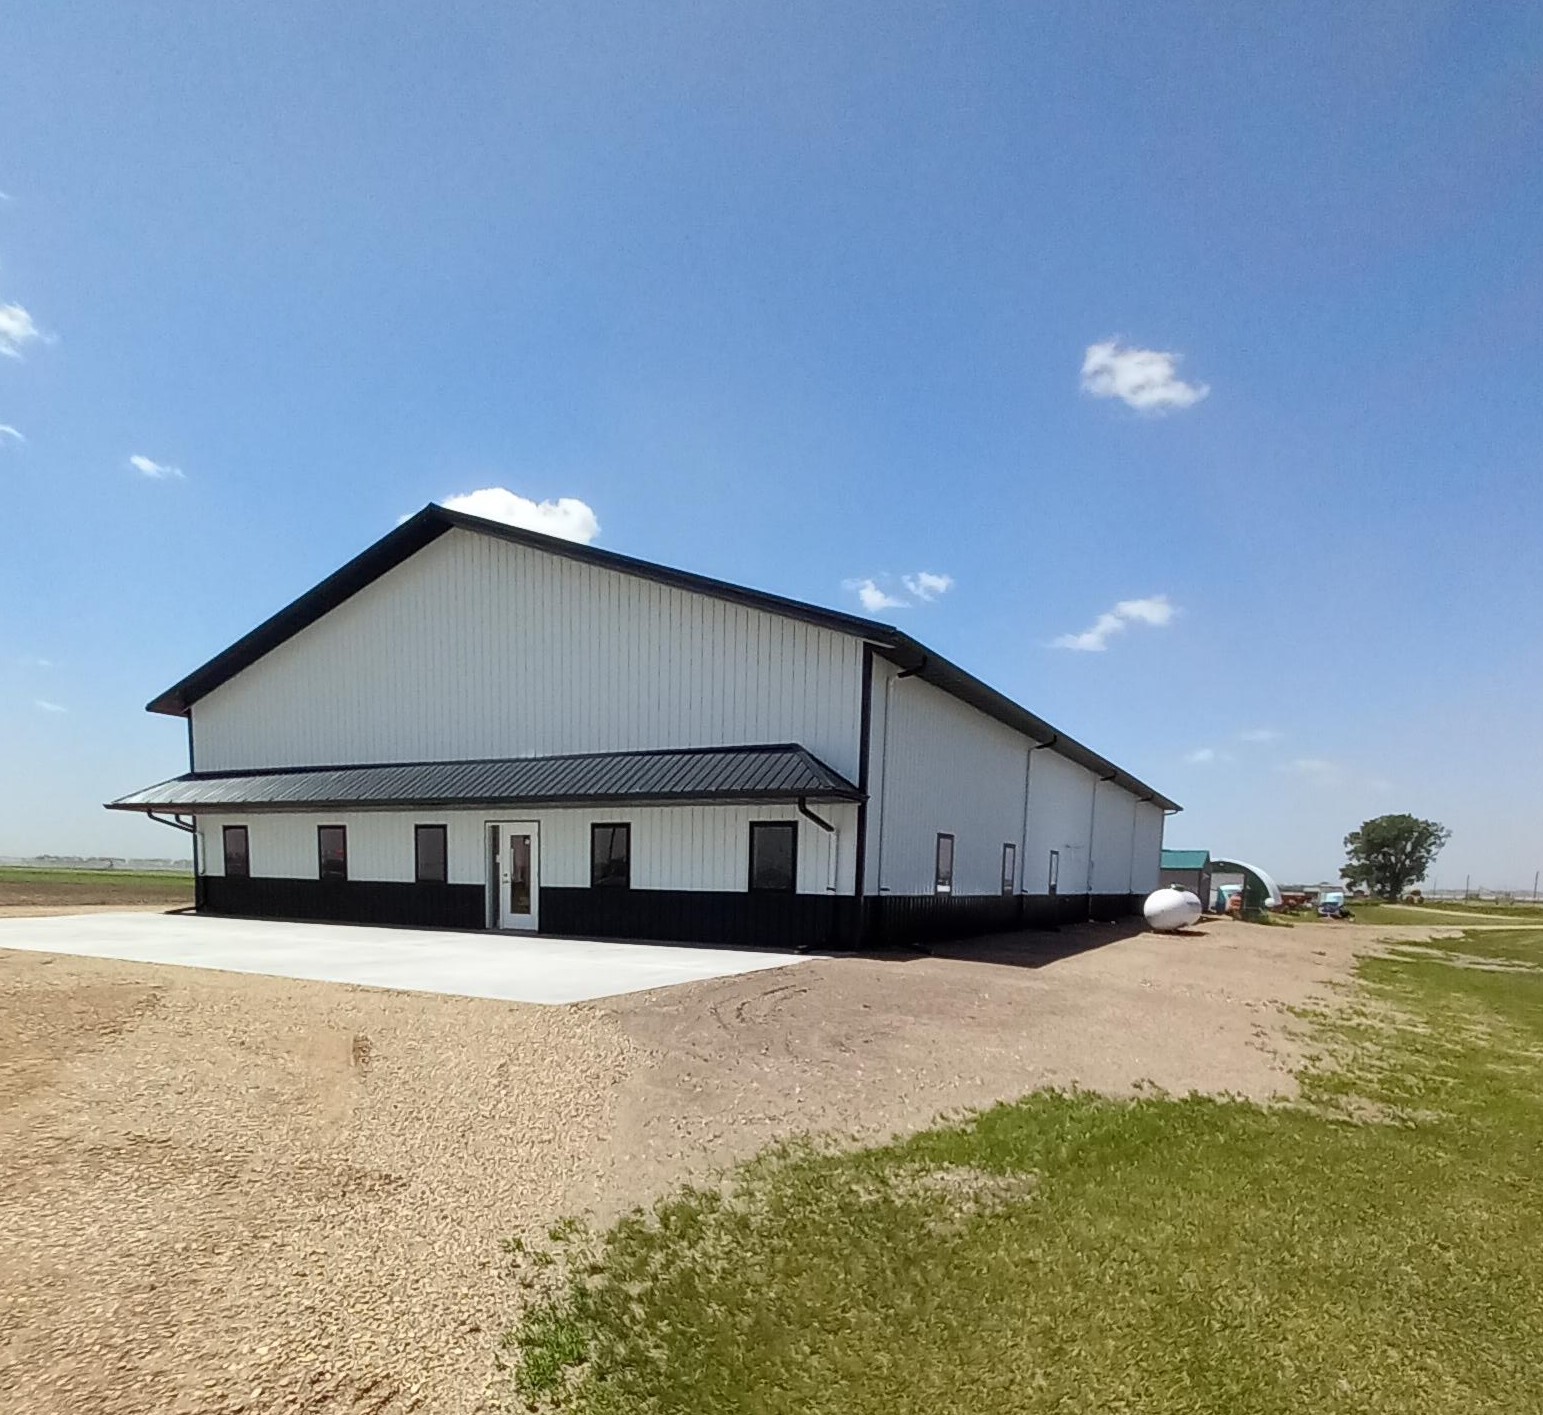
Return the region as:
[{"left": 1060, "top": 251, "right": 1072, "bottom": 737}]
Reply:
[{"left": 0, "top": 915, "right": 1446, "bottom": 1415}]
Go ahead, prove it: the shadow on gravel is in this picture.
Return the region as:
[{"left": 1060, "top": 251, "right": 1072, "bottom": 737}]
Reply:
[{"left": 887, "top": 917, "right": 1155, "bottom": 971}]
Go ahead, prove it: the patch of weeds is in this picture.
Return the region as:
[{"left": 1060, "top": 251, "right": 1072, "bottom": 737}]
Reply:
[{"left": 502, "top": 928, "right": 1543, "bottom": 1414}]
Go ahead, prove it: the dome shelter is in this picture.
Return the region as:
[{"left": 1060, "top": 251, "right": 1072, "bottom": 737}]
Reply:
[{"left": 1209, "top": 859, "right": 1283, "bottom": 919}]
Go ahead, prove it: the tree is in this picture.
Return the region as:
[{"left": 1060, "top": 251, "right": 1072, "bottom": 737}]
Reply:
[{"left": 1342, "top": 814, "right": 1451, "bottom": 900}]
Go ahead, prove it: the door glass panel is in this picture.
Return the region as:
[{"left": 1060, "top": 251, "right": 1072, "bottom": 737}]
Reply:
[{"left": 509, "top": 833, "right": 532, "bottom": 914}]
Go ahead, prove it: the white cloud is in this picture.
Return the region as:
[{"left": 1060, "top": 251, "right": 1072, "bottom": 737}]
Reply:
[
  {"left": 1053, "top": 594, "right": 1177, "bottom": 651},
  {"left": 1239, "top": 728, "right": 1282, "bottom": 743},
  {"left": 0, "top": 424, "right": 23, "bottom": 445},
  {"left": 0, "top": 303, "right": 42, "bottom": 359},
  {"left": 438, "top": 487, "right": 600, "bottom": 544},
  {"left": 1280, "top": 757, "right": 1339, "bottom": 779},
  {"left": 1184, "top": 748, "right": 1217, "bottom": 765},
  {"left": 34, "top": 699, "right": 66, "bottom": 714},
  {"left": 1081, "top": 339, "right": 1210, "bottom": 412},
  {"left": 128, "top": 454, "right": 185, "bottom": 481},
  {"left": 902, "top": 571, "right": 954, "bottom": 601},
  {"left": 18, "top": 654, "right": 53, "bottom": 668},
  {"left": 845, "top": 578, "right": 908, "bottom": 613}
]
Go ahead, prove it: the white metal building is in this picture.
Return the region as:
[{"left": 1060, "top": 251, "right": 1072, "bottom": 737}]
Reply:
[{"left": 110, "top": 506, "right": 1177, "bottom": 948}]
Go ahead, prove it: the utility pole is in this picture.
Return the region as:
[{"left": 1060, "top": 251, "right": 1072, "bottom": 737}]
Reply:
[
  {"left": 1534, "top": 870, "right": 1539, "bottom": 903},
  {"left": 1464, "top": 874, "right": 1471, "bottom": 902}
]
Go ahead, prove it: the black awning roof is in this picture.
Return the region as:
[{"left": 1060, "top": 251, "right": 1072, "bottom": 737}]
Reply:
[{"left": 107, "top": 743, "right": 862, "bottom": 814}]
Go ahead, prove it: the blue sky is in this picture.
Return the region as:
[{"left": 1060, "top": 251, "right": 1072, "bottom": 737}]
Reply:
[{"left": 3, "top": 2, "right": 1540, "bottom": 887}]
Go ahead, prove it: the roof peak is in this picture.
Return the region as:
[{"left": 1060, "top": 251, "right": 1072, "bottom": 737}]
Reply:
[{"left": 143, "top": 503, "right": 1178, "bottom": 811}]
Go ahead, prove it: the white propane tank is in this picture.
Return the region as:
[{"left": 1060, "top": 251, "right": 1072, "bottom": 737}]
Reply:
[{"left": 1143, "top": 886, "right": 1203, "bottom": 932}]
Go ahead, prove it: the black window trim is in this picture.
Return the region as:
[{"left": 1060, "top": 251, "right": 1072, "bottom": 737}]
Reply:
[
  {"left": 590, "top": 821, "right": 632, "bottom": 890},
  {"left": 748, "top": 820, "right": 798, "bottom": 894},
  {"left": 317, "top": 823, "right": 348, "bottom": 882},
  {"left": 222, "top": 824, "right": 250, "bottom": 879},
  {"left": 414, "top": 822, "right": 448, "bottom": 885},
  {"left": 934, "top": 831, "right": 955, "bottom": 895},
  {"left": 1001, "top": 842, "right": 1016, "bottom": 897}
]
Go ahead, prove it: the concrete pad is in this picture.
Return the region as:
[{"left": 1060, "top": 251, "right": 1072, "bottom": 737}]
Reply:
[{"left": 0, "top": 912, "right": 816, "bottom": 1004}]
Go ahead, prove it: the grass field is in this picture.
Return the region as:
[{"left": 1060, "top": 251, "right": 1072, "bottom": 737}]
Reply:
[
  {"left": 1335, "top": 900, "right": 1543, "bottom": 927},
  {"left": 0, "top": 866, "right": 194, "bottom": 910},
  {"left": 505, "top": 927, "right": 1543, "bottom": 1413}
]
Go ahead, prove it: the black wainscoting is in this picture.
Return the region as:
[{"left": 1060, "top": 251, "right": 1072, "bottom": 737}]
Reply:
[
  {"left": 199, "top": 876, "right": 1142, "bottom": 948},
  {"left": 541, "top": 887, "right": 855, "bottom": 951},
  {"left": 866, "top": 893, "right": 1022, "bottom": 948},
  {"left": 862, "top": 891, "right": 1139, "bottom": 948},
  {"left": 203, "top": 876, "right": 486, "bottom": 929},
  {"left": 1090, "top": 893, "right": 1143, "bottom": 922}
]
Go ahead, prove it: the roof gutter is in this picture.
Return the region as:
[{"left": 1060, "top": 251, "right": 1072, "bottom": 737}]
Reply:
[{"left": 796, "top": 797, "right": 836, "bottom": 833}]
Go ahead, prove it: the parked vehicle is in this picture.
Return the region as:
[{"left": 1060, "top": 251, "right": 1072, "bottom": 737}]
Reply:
[{"left": 1318, "top": 890, "right": 1353, "bottom": 920}]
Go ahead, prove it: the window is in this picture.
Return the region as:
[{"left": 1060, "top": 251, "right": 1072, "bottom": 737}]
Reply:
[
  {"left": 749, "top": 821, "right": 797, "bottom": 893},
  {"left": 222, "top": 825, "right": 250, "bottom": 879},
  {"left": 591, "top": 823, "right": 631, "bottom": 889},
  {"left": 1047, "top": 849, "right": 1060, "bottom": 894},
  {"left": 415, "top": 824, "right": 448, "bottom": 884},
  {"left": 1001, "top": 843, "right": 1016, "bottom": 896},
  {"left": 318, "top": 825, "right": 348, "bottom": 881},
  {"left": 934, "top": 833, "right": 955, "bottom": 895}
]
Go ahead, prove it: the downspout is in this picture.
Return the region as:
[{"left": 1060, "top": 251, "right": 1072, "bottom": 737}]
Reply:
[
  {"left": 146, "top": 811, "right": 196, "bottom": 835},
  {"left": 797, "top": 797, "right": 839, "bottom": 951},
  {"left": 796, "top": 797, "right": 836, "bottom": 833},
  {"left": 1085, "top": 780, "right": 1099, "bottom": 894},
  {"left": 1019, "top": 749, "right": 1032, "bottom": 894},
  {"left": 1088, "top": 772, "right": 1116, "bottom": 916},
  {"left": 852, "top": 644, "right": 875, "bottom": 949},
  {"left": 186, "top": 710, "right": 204, "bottom": 910},
  {"left": 1020, "top": 732, "right": 1057, "bottom": 892},
  {"left": 146, "top": 809, "right": 199, "bottom": 911},
  {"left": 873, "top": 654, "right": 926, "bottom": 902},
  {"left": 1127, "top": 797, "right": 1141, "bottom": 896}
]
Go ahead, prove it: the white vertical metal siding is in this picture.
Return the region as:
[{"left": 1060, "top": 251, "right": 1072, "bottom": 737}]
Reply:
[
  {"left": 191, "top": 529, "right": 866, "bottom": 781},
  {"left": 870, "top": 666, "right": 1031, "bottom": 896},
  {"left": 197, "top": 803, "right": 857, "bottom": 895},
  {"left": 1022, "top": 748, "right": 1096, "bottom": 896},
  {"left": 1090, "top": 779, "right": 1138, "bottom": 893},
  {"left": 1131, "top": 801, "right": 1166, "bottom": 893}
]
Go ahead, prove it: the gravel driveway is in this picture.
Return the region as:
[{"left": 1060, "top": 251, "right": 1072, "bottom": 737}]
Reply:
[{"left": 0, "top": 915, "right": 1423, "bottom": 1414}]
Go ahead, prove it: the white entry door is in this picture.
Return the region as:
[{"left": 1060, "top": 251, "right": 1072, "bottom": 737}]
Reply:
[{"left": 494, "top": 821, "right": 540, "bottom": 931}]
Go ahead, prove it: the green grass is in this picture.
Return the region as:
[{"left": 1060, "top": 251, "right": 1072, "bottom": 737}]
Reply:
[
  {"left": 503, "top": 929, "right": 1543, "bottom": 1413},
  {"left": 0, "top": 865, "right": 193, "bottom": 907},
  {"left": 1343, "top": 900, "right": 1543, "bottom": 927},
  {"left": 0, "top": 867, "right": 193, "bottom": 887}
]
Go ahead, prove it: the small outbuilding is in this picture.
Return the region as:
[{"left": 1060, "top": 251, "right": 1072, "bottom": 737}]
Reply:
[
  {"left": 109, "top": 505, "right": 1179, "bottom": 949},
  {"left": 1160, "top": 848, "right": 1212, "bottom": 908}
]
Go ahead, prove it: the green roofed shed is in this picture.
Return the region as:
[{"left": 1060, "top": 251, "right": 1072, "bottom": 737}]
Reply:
[{"left": 1159, "top": 848, "right": 1213, "bottom": 906}]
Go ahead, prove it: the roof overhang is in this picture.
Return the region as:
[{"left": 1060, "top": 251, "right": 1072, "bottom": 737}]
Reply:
[{"left": 107, "top": 744, "right": 863, "bottom": 815}]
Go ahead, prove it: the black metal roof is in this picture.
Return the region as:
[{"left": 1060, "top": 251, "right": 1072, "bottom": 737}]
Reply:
[
  {"left": 144, "top": 503, "right": 1180, "bottom": 812},
  {"left": 107, "top": 744, "right": 862, "bottom": 814}
]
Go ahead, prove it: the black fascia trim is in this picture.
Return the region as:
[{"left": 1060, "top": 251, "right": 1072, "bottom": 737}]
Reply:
[
  {"left": 107, "top": 787, "right": 863, "bottom": 814},
  {"left": 145, "top": 510, "right": 456, "bottom": 716},
  {"left": 143, "top": 502, "right": 1180, "bottom": 811}
]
